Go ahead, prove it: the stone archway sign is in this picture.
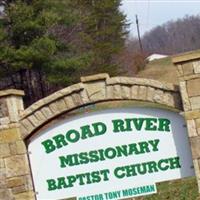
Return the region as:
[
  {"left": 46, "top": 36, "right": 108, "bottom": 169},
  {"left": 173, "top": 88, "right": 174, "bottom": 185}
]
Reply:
[{"left": 1, "top": 50, "right": 200, "bottom": 200}]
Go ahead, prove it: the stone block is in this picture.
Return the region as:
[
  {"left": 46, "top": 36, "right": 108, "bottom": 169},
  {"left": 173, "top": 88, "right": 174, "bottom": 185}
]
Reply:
[
  {"left": 197, "top": 128, "right": 200, "bottom": 136},
  {"left": 12, "top": 185, "right": 27, "bottom": 194},
  {"left": 68, "top": 83, "right": 84, "bottom": 93},
  {"left": 14, "top": 191, "right": 35, "bottom": 200},
  {"left": 84, "top": 81, "right": 106, "bottom": 101},
  {"left": 0, "top": 128, "right": 21, "bottom": 143},
  {"left": 106, "top": 77, "right": 121, "bottom": 85},
  {"left": 185, "top": 110, "right": 200, "bottom": 120},
  {"left": 182, "top": 74, "right": 200, "bottom": 81},
  {"left": 179, "top": 81, "right": 191, "bottom": 111},
  {"left": 0, "top": 98, "right": 8, "bottom": 118},
  {"left": 15, "top": 96, "right": 24, "bottom": 113},
  {"left": 187, "top": 119, "right": 198, "bottom": 137},
  {"left": 55, "top": 99, "right": 67, "bottom": 113},
  {"left": 190, "top": 137, "right": 200, "bottom": 159},
  {"left": 10, "top": 141, "right": 26, "bottom": 155},
  {"left": 121, "top": 86, "right": 131, "bottom": 99},
  {"left": 49, "top": 101, "right": 59, "bottom": 114},
  {"left": 193, "top": 61, "right": 200, "bottom": 74},
  {"left": 163, "top": 92, "right": 174, "bottom": 107},
  {"left": 113, "top": 85, "right": 122, "bottom": 99},
  {"left": 190, "top": 96, "right": 200, "bottom": 110},
  {"left": 153, "top": 89, "right": 164, "bottom": 104},
  {"left": 72, "top": 93, "right": 83, "bottom": 106},
  {"left": 80, "top": 89, "right": 90, "bottom": 104},
  {"left": 20, "top": 125, "right": 28, "bottom": 139},
  {"left": 6, "top": 96, "right": 20, "bottom": 123},
  {"left": 0, "top": 143, "right": 10, "bottom": 158},
  {"left": 147, "top": 87, "right": 155, "bottom": 102},
  {"left": 0, "top": 159, "right": 4, "bottom": 168},
  {"left": 0, "top": 188, "right": 13, "bottom": 200},
  {"left": 25, "top": 175, "right": 33, "bottom": 190},
  {"left": 41, "top": 106, "right": 53, "bottom": 120},
  {"left": 21, "top": 119, "right": 34, "bottom": 134},
  {"left": 176, "top": 64, "right": 184, "bottom": 76},
  {"left": 28, "top": 115, "right": 40, "bottom": 127},
  {"left": 0, "top": 178, "right": 6, "bottom": 189},
  {"left": 59, "top": 87, "right": 71, "bottom": 96},
  {"left": 0, "top": 167, "right": 6, "bottom": 179},
  {"left": 6, "top": 176, "right": 25, "bottom": 188},
  {"left": 5, "top": 155, "right": 30, "bottom": 178},
  {"left": 0, "top": 117, "right": 10, "bottom": 125},
  {"left": 0, "top": 172, "right": 6, "bottom": 190},
  {"left": 131, "top": 85, "right": 139, "bottom": 99},
  {"left": 182, "top": 62, "right": 194, "bottom": 75},
  {"left": 43, "top": 91, "right": 63, "bottom": 105},
  {"left": 194, "top": 159, "right": 200, "bottom": 177},
  {"left": 64, "top": 96, "right": 75, "bottom": 108},
  {"left": 138, "top": 86, "right": 147, "bottom": 100},
  {"left": 187, "top": 78, "right": 200, "bottom": 97},
  {"left": 81, "top": 73, "right": 109, "bottom": 82},
  {"left": 196, "top": 118, "right": 200, "bottom": 128},
  {"left": 34, "top": 111, "right": 46, "bottom": 123},
  {"left": 106, "top": 86, "right": 113, "bottom": 99}
]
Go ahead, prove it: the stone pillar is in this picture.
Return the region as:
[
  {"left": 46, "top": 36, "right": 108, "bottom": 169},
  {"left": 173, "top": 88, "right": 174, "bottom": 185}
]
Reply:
[
  {"left": 0, "top": 90, "right": 35, "bottom": 200},
  {"left": 173, "top": 51, "right": 200, "bottom": 192}
]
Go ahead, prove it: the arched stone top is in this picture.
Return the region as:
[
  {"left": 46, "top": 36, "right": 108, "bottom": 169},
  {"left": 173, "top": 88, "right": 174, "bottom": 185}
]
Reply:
[{"left": 19, "top": 73, "right": 182, "bottom": 139}]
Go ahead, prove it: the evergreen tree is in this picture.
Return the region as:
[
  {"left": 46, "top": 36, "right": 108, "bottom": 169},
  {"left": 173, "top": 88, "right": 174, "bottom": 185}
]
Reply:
[
  {"left": 0, "top": 0, "right": 128, "bottom": 105},
  {"left": 0, "top": 0, "right": 91, "bottom": 104},
  {"left": 71, "top": 0, "right": 128, "bottom": 75}
]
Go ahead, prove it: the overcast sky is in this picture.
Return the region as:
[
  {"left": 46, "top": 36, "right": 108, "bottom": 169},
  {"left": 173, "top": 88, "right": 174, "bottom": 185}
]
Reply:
[{"left": 121, "top": 0, "right": 200, "bottom": 37}]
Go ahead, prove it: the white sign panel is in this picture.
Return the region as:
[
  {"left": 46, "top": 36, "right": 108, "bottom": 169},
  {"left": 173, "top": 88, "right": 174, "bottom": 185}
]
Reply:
[{"left": 28, "top": 108, "right": 194, "bottom": 200}]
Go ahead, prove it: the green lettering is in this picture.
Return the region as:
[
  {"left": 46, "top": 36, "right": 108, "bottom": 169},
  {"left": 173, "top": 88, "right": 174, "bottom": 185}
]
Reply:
[
  {"left": 100, "top": 169, "right": 110, "bottom": 181},
  {"left": 148, "top": 139, "right": 160, "bottom": 152},
  {"left": 57, "top": 177, "right": 68, "bottom": 189},
  {"left": 53, "top": 134, "right": 67, "bottom": 149},
  {"left": 138, "top": 141, "right": 150, "bottom": 154},
  {"left": 128, "top": 143, "right": 140, "bottom": 155},
  {"left": 158, "top": 118, "right": 171, "bottom": 132},
  {"left": 146, "top": 161, "right": 159, "bottom": 173},
  {"left": 41, "top": 139, "right": 56, "bottom": 154},
  {"left": 93, "top": 122, "right": 107, "bottom": 136},
  {"left": 47, "top": 179, "right": 57, "bottom": 191},
  {"left": 132, "top": 118, "right": 145, "bottom": 131},
  {"left": 59, "top": 154, "right": 79, "bottom": 167},
  {"left": 79, "top": 152, "right": 89, "bottom": 164},
  {"left": 80, "top": 125, "right": 94, "bottom": 139},
  {"left": 66, "top": 129, "right": 80, "bottom": 143},
  {"left": 89, "top": 150, "right": 99, "bottom": 162},
  {"left": 169, "top": 157, "right": 181, "bottom": 169},
  {"left": 91, "top": 171, "right": 101, "bottom": 183},
  {"left": 114, "top": 167, "right": 125, "bottom": 178},
  {"left": 67, "top": 175, "right": 76, "bottom": 187},
  {"left": 112, "top": 119, "right": 126, "bottom": 132},
  {"left": 104, "top": 147, "right": 117, "bottom": 159},
  {"left": 125, "top": 119, "right": 133, "bottom": 131},
  {"left": 158, "top": 159, "right": 169, "bottom": 171},
  {"left": 145, "top": 118, "right": 157, "bottom": 131}
]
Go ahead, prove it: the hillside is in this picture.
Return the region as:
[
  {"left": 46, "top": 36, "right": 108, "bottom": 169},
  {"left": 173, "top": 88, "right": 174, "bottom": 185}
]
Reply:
[{"left": 136, "top": 57, "right": 178, "bottom": 84}]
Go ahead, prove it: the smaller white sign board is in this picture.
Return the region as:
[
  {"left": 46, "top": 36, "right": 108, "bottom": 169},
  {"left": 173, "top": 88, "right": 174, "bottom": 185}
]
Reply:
[{"left": 78, "top": 183, "right": 157, "bottom": 200}]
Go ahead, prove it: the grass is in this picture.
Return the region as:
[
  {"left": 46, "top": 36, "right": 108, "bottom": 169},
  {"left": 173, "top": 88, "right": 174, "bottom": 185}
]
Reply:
[
  {"left": 135, "top": 177, "right": 199, "bottom": 200},
  {"left": 136, "top": 57, "right": 179, "bottom": 85}
]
